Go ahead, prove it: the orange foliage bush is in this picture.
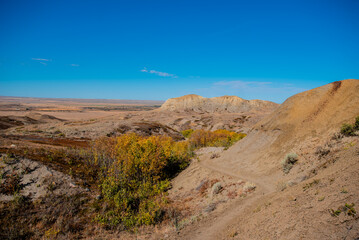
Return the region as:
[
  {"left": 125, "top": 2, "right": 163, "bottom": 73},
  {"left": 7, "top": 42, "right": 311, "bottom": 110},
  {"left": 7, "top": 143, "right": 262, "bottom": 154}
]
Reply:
[
  {"left": 89, "top": 130, "right": 245, "bottom": 228},
  {"left": 188, "top": 129, "right": 246, "bottom": 148},
  {"left": 92, "top": 133, "right": 192, "bottom": 228}
]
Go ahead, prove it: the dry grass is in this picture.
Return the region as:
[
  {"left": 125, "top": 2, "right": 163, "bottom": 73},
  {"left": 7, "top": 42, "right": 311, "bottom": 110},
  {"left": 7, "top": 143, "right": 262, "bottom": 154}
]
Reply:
[{"left": 0, "top": 193, "right": 93, "bottom": 239}]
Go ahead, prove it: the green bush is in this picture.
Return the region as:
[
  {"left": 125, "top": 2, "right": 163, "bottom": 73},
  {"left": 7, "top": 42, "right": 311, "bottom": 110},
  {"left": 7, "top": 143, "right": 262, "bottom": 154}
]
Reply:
[
  {"left": 90, "top": 129, "right": 246, "bottom": 229},
  {"left": 92, "top": 133, "right": 192, "bottom": 229},
  {"left": 341, "top": 123, "right": 355, "bottom": 136},
  {"left": 281, "top": 153, "right": 298, "bottom": 174},
  {"left": 181, "top": 129, "right": 194, "bottom": 138},
  {"left": 340, "top": 116, "right": 359, "bottom": 136},
  {"left": 354, "top": 116, "right": 359, "bottom": 131},
  {"left": 188, "top": 129, "right": 246, "bottom": 149}
]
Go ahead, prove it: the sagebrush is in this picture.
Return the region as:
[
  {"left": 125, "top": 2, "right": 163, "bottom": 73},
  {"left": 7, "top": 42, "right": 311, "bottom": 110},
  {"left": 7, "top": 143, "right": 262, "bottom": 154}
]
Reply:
[
  {"left": 281, "top": 153, "right": 298, "bottom": 174},
  {"left": 340, "top": 116, "right": 359, "bottom": 136}
]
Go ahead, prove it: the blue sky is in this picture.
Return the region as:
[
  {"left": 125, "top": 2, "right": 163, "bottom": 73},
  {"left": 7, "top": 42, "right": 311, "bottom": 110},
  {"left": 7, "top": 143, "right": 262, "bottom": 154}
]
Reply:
[{"left": 0, "top": 0, "right": 358, "bottom": 103}]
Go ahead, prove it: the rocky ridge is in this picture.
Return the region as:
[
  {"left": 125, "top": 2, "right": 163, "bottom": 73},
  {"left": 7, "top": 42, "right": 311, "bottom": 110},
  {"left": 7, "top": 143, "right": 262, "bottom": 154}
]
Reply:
[{"left": 160, "top": 94, "right": 279, "bottom": 113}]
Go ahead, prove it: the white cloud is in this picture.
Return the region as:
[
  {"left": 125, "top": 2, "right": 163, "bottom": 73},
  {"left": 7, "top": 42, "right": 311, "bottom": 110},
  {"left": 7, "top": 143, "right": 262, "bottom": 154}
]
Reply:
[
  {"left": 213, "top": 80, "right": 272, "bottom": 89},
  {"left": 32, "top": 58, "right": 50, "bottom": 61},
  {"left": 70, "top": 64, "right": 80, "bottom": 67},
  {"left": 32, "top": 58, "right": 51, "bottom": 66},
  {"left": 140, "top": 67, "right": 177, "bottom": 78}
]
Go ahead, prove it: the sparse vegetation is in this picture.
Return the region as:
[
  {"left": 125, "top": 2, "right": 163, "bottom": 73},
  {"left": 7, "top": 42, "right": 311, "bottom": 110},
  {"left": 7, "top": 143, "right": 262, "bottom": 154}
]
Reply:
[
  {"left": 210, "top": 153, "right": 220, "bottom": 159},
  {"left": 0, "top": 193, "right": 91, "bottom": 239},
  {"left": 329, "top": 203, "right": 356, "bottom": 217},
  {"left": 329, "top": 208, "right": 342, "bottom": 217},
  {"left": 303, "top": 179, "right": 320, "bottom": 191},
  {"left": 211, "top": 182, "right": 222, "bottom": 195},
  {"left": 340, "top": 116, "right": 359, "bottom": 136},
  {"left": 281, "top": 153, "right": 298, "bottom": 174},
  {"left": 0, "top": 170, "right": 22, "bottom": 195},
  {"left": 354, "top": 116, "right": 359, "bottom": 130},
  {"left": 318, "top": 196, "right": 325, "bottom": 201},
  {"left": 344, "top": 203, "right": 357, "bottom": 217},
  {"left": 276, "top": 181, "right": 287, "bottom": 191},
  {"left": 341, "top": 123, "right": 355, "bottom": 136},
  {"left": 229, "top": 230, "right": 239, "bottom": 237},
  {"left": 243, "top": 182, "right": 256, "bottom": 192},
  {"left": 340, "top": 188, "right": 348, "bottom": 194},
  {"left": 315, "top": 146, "right": 330, "bottom": 158}
]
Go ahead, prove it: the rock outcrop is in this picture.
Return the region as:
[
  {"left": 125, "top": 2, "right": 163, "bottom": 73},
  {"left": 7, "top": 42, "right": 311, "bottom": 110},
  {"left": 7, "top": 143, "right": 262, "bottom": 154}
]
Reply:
[{"left": 160, "top": 94, "right": 279, "bottom": 113}]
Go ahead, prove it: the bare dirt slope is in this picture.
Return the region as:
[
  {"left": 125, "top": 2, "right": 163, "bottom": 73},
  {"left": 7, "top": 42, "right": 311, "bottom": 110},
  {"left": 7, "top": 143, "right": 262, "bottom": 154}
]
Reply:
[
  {"left": 213, "top": 79, "right": 359, "bottom": 176},
  {"left": 171, "top": 79, "right": 359, "bottom": 239},
  {"left": 224, "top": 138, "right": 359, "bottom": 240}
]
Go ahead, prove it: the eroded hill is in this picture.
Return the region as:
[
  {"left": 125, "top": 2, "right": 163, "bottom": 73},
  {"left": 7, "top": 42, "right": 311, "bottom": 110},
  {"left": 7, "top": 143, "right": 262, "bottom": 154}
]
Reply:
[
  {"left": 160, "top": 94, "right": 279, "bottom": 113},
  {"left": 172, "top": 79, "right": 359, "bottom": 239},
  {"left": 1, "top": 94, "right": 279, "bottom": 141},
  {"left": 1, "top": 80, "right": 358, "bottom": 239}
]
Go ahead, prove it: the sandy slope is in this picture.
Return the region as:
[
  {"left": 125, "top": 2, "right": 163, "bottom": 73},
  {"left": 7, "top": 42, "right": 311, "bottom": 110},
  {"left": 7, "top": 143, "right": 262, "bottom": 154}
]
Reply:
[
  {"left": 219, "top": 79, "right": 359, "bottom": 175},
  {"left": 171, "top": 79, "right": 359, "bottom": 239}
]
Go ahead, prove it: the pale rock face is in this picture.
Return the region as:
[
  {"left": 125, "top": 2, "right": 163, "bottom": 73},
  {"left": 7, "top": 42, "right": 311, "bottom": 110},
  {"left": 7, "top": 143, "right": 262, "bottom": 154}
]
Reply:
[
  {"left": 160, "top": 94, "right": 278, "bottom": 113},
  {"left": 161, "top": 94, "right": 206, "bottom": 112}
]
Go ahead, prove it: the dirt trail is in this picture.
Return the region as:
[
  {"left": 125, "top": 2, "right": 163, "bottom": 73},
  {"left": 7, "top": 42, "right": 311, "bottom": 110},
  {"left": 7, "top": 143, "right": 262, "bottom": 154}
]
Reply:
[
  {"left": 183, "top": 153, "right": 278, "bottom": 240},
  {"left": 181, "top": 80, "right": 359, "bottom": 239}
]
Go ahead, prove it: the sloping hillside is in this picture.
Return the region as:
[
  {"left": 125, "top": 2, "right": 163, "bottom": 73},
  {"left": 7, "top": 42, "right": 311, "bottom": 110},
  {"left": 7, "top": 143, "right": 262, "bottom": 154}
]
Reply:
[
  {"left": 256, "top": 79, "right": 359, "bottom": 136},
  {"left": 160, "top": 94, "right": 278, "bottom": 113},
  {"left": 0, "top": 113, "right": 64, "bottom": 130},
  {"left": 172, "top": 79, "right": 359, "bottom": 239},
  {"left": 215, "top": 79, "right": 359, "bottom": 176}
]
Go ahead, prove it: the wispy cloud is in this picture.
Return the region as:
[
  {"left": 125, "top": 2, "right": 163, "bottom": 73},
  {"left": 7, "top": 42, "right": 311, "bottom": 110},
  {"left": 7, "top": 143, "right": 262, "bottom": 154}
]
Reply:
[
  {"left": 32, "top": 58, "right": 51, "bottom": 61},
  {"left": 214, "top": 80, "right": 272, "bottom": 88},
  {"left": 32, "top": 58, "right": 51, "bottom": 66},
  {"left": 141, "top": 67, "right": 177, "bottom": 78},
  {"left": 70, "top": 64, "right": 80, "bottom": 67}
]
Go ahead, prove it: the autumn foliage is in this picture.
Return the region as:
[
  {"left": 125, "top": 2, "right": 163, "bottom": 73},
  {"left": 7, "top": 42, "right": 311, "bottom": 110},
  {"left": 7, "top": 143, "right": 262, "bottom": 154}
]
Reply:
[
  {"left": 90, "top": 129, "right": 245, "bottom": 229},
  {"left": 188, "top": 129, "right": 246, "bottom": 148},
  {"left": 91, "top": 133, "right": 192, "bottom": 228}
]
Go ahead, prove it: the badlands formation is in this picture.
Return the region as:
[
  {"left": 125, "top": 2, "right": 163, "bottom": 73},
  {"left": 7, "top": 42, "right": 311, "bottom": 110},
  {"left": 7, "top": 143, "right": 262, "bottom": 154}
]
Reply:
[
  {"left": 172, "top": 79, "right": 359, "bottom": 239},
  {"left": 0, "top": 79, "right": 358, "bottom": 239},
  {"left": 160, "top": 94, "right": 278, "bottom": 113}
]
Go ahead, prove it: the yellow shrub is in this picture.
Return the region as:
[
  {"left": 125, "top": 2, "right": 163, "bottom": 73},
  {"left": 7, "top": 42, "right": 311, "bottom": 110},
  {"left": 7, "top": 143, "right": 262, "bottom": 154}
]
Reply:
[
  {"left": 188, "top": 129, "right": 246, "bottom": 148},
  {"left": 181, "top": 129, "right": 194, "bottom": 138},
  {"left": 93, "top": 133, "right": 192, "bottom": 228},
  {"left": 92, "top": 130, "right": 244, "bottom": 228}
]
